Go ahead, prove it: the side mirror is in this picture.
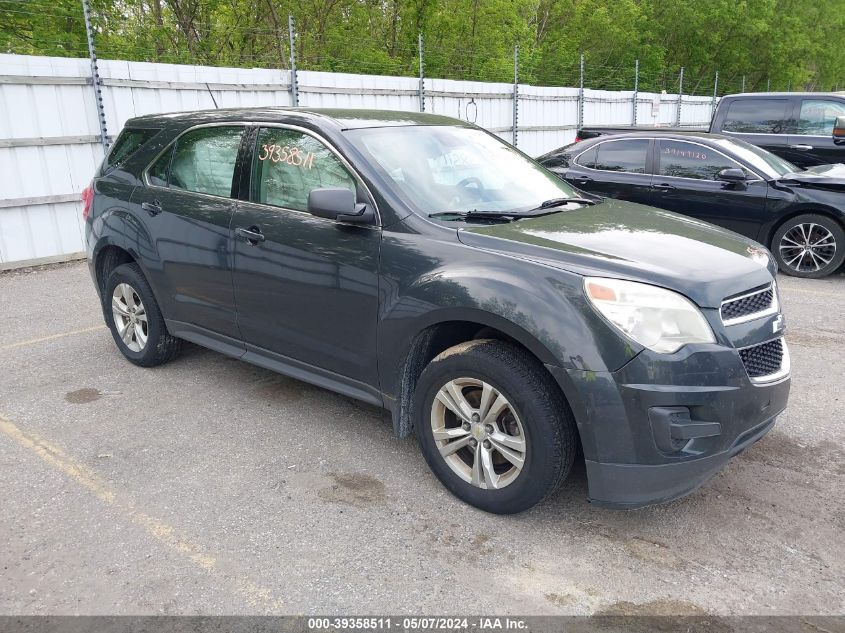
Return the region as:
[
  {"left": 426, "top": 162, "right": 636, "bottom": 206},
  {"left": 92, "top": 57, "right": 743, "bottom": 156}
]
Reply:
[
  {"left": 307, "top": 187, "right": 372, "bottom": 224},
  {"left": 833, "top": 115, "right": 845, "bottom": 145},
  {"left": 716, "top": 168, "right": 747, "bottom": 183}
]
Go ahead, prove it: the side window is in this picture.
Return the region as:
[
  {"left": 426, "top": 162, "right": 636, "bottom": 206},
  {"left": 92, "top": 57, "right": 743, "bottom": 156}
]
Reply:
[
  {"left": 797, "top": 99, "right": 845, "bottom": 136},
  {"left": 107, "top": 128, "right": 160, "bottom": 168},
  {"left": 722, "top": 99, "right": 790, "bottom": 134},
  {"left": 573, "top": 145, "right": 597, "bottom": 169},
  {"left": 169, "top": 126, "right": 244, "bottom": 198},
  {"left": 148, "top": 147, "right": 173, "bottom": 187},
  {"left": 658, "top": 140, "right": 743, "bottom": 180},
  {"left": 593, "top": 139, "right": 649, "bottom": 174},
  {"left": 251, "top": 127, "right": 356, "bottom": 212},
  {"left": 541, "top": 150, "right": 572, "bottom": 169}
]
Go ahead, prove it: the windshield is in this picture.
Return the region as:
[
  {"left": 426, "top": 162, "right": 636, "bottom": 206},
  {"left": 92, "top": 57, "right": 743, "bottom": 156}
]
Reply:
[
  {"left": 710, "top": 137, "right": 798, "bottom": 178},
  {"left": 345, "top": 126, "right": 579, "bottom": 215}
]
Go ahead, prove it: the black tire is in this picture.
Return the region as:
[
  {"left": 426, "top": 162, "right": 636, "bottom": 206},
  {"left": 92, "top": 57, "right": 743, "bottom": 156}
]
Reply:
[
  {"left": 414, "top": 339, "right": 577, "bottom": 514},
  {"left": 103, "top": 263, "right": 181, "bottom": 367},
  {"left": 771, "top": 213, "right": 845, "bottom": 279}
]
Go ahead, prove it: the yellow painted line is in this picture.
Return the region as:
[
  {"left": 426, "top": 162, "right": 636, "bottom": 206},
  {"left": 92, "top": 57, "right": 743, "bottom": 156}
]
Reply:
[
  {"left": 0, "top": 413, "right": 284, "bottom": 609},
  {"left": 0, "top": 324, "right": 107, "bottom": 351}
]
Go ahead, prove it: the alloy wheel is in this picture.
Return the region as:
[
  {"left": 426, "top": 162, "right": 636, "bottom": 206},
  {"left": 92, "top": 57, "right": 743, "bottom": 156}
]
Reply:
[
  {"left": 779, "top": 222, "right": 837, "bottom": 274},
  {"left": 430, "top": 377, "right": 526, "bottom": 490},
  {"left": 111, "top": 283, "right": 148, "bottom": 352}
]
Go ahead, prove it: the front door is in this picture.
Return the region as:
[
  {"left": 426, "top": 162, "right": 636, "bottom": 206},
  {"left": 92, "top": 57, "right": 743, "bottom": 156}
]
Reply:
[
  {"left": 785, "top": 98, "right": 845, "bottom": 167},
  {"left": 650, "top": 139, "right": 768, "bottom": 239},
  {"left": 230, "top": 125, "right": 381, "bottom": 394},
  {"left": 565, "top": 138, "right": 654, "bottom": 205},
  {"left": 129, "top": 125, "right": 246, "bottom": 339}
]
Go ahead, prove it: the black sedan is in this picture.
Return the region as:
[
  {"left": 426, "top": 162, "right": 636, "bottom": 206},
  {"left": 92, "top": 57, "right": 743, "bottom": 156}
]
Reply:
[{"left": 539, "top": 131, "right": 845, "bottom": 278}]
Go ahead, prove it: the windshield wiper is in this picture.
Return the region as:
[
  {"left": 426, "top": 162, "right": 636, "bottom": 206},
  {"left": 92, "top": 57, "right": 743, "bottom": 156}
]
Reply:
[
  {"left": 428, "top": 210, "right": 525, "bottom": 222},
  {"left": 529, "top": 196, "right": 599, "bottom": 211}
]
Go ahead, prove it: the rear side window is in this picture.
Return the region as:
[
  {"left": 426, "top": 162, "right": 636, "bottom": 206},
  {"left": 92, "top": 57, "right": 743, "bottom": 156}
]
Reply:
[
  {"left": 250, "top": 127, "right": 356, "bottom": 212},
  {"left": 797, "top": 99, "right": 845, "bottom": 135},
  {"left": 722, "top": 99, "right": 790, "bottom": 134},
  {"left": 593, "top": 139, "right": 649, "bottom": 173},
  {"left": 107, "top": 128, "right": 159, "bottom": 168},
  {"left": 168, "top": 126, "right": 244, "bottom": 198},
  {"left": 541, "top": 149, "right": 572, "bottom": 169},
  {"left": 573, "top": 145, "right": 597, "bottom": 169},
  {"left": 658, "top": 140, "right": 743, "bottom": 180}
]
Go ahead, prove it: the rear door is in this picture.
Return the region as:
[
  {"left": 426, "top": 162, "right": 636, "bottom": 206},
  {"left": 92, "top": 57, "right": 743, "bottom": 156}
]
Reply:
[
  {"left": 129, "top": 124, "right": 246, "bottom": 339},
  {"left": 564, "top": 138, "right": 653, "bottom": 204},
  {"left": 717, "top": 97, "right": 793, "bottom": 160},
  {"left": 787, "top": 97, "right": 845, "bottom": 167},
  {"left": 651, "top": 138, "right": 768, "bottom": 239}
]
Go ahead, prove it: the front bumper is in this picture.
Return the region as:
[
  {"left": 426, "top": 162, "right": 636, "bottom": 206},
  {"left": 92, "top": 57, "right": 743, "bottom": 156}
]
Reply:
[
  {"left": 586, "top": 414, "right": 777, "bottom": 508},
  {"left": 547, "top": 339, "right": 791, "bottom": 509}
]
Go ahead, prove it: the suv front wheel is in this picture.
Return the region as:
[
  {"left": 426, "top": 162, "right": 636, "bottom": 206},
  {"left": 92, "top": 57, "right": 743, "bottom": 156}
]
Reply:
[{"left": 414, "top": 339, "right": 577, "bottom": 514}]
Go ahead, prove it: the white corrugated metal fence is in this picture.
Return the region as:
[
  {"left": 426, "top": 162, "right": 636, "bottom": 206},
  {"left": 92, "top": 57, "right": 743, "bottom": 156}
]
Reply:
[{"left": 0, "top": 53, "right": 715, "bottom": 268}]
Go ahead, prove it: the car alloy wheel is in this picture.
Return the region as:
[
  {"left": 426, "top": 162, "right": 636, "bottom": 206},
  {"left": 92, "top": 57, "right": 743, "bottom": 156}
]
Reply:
[
  {"left": 778, "top": 222, "right": 837, "bottom": 274},
  {"left": 430, "top": 377, "right": 526, "bottom": 490},
  {"left": 111, "top": 282, "right": 148, "bottom": 352}
]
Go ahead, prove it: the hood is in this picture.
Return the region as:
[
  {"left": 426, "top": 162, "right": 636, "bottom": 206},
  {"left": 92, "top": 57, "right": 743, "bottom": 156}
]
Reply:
[
  {"left": 457, "top": 199, "right": 774, "bottom": 308},
  {"left": 777, "top": 163, "right": 845, "bottom": 189}
]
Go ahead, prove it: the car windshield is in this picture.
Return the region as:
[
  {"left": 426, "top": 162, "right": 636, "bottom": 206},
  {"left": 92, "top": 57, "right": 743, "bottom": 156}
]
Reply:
[
  {"left": 344, "top": 125, "right": 579, "bottom": 215},
  {"left": 710, "top": 137, "right": 799, "bottom": 178}
]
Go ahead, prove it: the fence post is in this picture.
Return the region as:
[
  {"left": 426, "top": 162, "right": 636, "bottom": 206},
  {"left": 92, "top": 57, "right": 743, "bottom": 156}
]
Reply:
[
  {"left": 512, "top": 45, "right": 519, "bottom": 147},
  {"left": 742, "top": 75, "right": 746, "bottom": 92},
  {"left": 632, "top": 59, "right": 639, "bottom": 126},
  {"left": 418, "top": 33, "right": 425, "bottom": 113},
  {"left": 767, "top": 77, "right": 771, "bottom": 91},
  {"left": 577, "top": 53, "right": 585, "bottom": 130},
  {"left": 288, "top": 14, "right": 299, "bottom": 106},
  {"left": 81, "top": 0, "right": 109, "bottom": 149},
  {"left": 711, "top": 71, "right": 719, "bottom": 118},
  {"left": 675, "top": 66, "right": 684, "bottom": 126}
]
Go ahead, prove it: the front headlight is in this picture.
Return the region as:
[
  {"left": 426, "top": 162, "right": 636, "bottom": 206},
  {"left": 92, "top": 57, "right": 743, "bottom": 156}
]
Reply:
[{"left": 584, "top": 277, "right": 715, "bottom": 354}]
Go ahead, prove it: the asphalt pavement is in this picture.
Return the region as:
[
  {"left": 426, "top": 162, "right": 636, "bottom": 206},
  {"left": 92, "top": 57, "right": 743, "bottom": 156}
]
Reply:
[{"left": 0, "top": 261, "right": 843, "bottom": 615}]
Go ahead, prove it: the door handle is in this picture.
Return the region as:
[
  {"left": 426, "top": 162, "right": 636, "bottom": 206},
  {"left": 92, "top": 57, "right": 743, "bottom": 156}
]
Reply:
[
  {"left": 652, "top": 183, "right": 676, "bottom": 191},
  {"left": 141, "top": 201, "right": 162, "bottom": 216},
  {"left": 572, "top": 175, "right": 593, "bottom": 182},
  {"left": 235, "top": 226, "right": 265, "bottom": 245},
  {"left": 788, "top": 144, "right": 813, "bottom": 151}
]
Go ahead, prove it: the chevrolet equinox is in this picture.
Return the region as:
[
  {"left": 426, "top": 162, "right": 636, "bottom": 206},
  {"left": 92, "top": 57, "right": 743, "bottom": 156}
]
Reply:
[{"left": 84, "top": 108, "right": 791, "bottom": 514}]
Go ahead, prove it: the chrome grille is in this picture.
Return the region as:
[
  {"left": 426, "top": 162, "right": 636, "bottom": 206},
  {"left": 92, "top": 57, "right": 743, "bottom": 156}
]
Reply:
[
  {"left": 721, "top": 284, "right": 776, "bottom": 324},
  {"left": 739, "top": 338, "right": 785, "bottom": 380}
]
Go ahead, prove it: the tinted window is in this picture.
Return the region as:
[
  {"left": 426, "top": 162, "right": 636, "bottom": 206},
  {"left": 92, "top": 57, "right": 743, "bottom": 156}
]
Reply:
[
  {"left": 658, "top": 140, "right": 743, "bottom": 180},
  {"left": 797, "top": 99, "right": 845, "bottom": 135},
  {"left": 541, "top": 149, "right": 572, "bottom": 169},
  {"left": 722, "top": 99, "right": 790, "bottom": 134},
  {"left": 148, "top": 147, "right": 172, "bottom": 187},
  {"left": 573, "top": 145, "right": 597, "bottom": 169},
  {"left": 107, "top": 128, "right": 159, "bottom": 167},
  {"left": 169, "top": 126, "right": 243, "bottom": 197},
  {"left": 251, "top": 128, "right": 355, "bottom": 212},
  {"left": 594, "top": 139, "right": 649, "bottom": 173}
]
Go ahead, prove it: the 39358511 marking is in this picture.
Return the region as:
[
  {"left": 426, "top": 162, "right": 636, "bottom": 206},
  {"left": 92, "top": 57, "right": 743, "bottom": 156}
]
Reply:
[{"left": 258, "top": 143, "right": 316, "bottom": 168}]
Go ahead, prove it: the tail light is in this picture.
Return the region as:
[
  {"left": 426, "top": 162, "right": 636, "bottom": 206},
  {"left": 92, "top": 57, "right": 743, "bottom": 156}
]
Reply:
[
  {"left": 574, "top": 135, "right": 582, "bottom": 143},
  {"left": 81, "top": 183, "right": 94, "bottom": 220}
]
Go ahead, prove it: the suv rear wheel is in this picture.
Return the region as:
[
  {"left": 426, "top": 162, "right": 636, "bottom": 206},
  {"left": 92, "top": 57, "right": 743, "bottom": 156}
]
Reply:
[
  {"left": 414, "top": 339, "right": 577, "bottom": 514},
  {"left": 772, "top": 213, "right": 845, "bottom": 278},
  {"left": 104, "top": 263, "right": 181, "bottom": 367}
]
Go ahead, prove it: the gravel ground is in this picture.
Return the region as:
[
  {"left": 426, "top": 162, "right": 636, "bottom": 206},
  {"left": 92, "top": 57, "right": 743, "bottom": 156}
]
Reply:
[{"left": 0, "top": 261, "right": 843, "bottom": 616}]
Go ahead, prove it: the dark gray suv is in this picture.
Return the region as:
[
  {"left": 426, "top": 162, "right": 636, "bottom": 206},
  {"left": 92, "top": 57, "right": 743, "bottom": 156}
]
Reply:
[{"left": 83, "top": 108, "right": 791, "bottom": 514}]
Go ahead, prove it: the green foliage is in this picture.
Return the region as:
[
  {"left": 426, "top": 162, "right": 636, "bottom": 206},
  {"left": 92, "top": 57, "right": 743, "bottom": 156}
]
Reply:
[{"left": 1, "top": 0, "right": 843, "bottom": 92}]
